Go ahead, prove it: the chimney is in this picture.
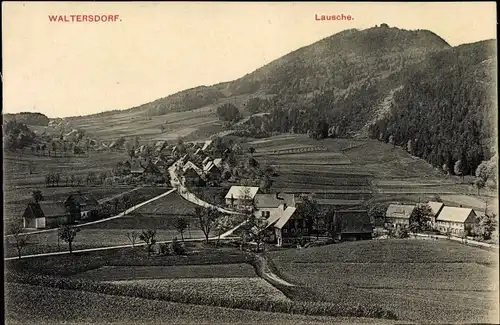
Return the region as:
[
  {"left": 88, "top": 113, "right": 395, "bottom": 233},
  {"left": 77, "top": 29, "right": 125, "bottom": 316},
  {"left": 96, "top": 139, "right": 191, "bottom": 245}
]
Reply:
[{"left": 276, "top": 192, "right": 283, "bottom": 200}]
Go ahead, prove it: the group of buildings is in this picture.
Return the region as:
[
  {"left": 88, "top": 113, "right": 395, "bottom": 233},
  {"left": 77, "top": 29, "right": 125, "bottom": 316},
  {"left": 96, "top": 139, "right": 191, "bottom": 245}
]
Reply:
[
  {"left": 224, "top": 185, "right": 373, "bottom": 246},
  {"left": 385, "top": 201, "right": 481, "bottom": 235},
  {"left": 23, "top": 192, "right": 99, "bottom": 229}
]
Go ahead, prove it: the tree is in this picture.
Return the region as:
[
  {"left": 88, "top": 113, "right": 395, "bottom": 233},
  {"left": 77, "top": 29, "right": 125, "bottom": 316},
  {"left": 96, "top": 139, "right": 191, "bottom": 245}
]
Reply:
[
  {"left": 194, "top": 206, "right": 218, "bottom": 243},
  {"left": 454, "top": 159, "right": 465, "bottom": 182},
  {"left": 408, "top": 204, "right": 433, "bottom": 236},
  {"left": 139, "top": 229, "right": 157, "bottom": 257},
  {"left": 259, "top": 175, "right": 273, "bottom": 194},
  {"left": 127, "top": 231, "right": 139, "bottom": 247},
  {"left": 474, "top": 178, "right": 486, "bottom": 195},
  {"left": 9, "top": 223, "right": 27, "bottom": 259},
  {"left": 243, "top": 213, "right": 269, "bottom": 252},
  {"left": 58, "top": 225, "right": 80, "bottom": 254},
  {"left": 31, "top": 190, "right": 44, "bottom": 203},
  {"left": 214, "top": 214, "right": 233, "bottom": 246},
  {"left": 216, "top": 103, "right": 242, "bottom": 123},
  {"left": 296, "top": 194, "right": 320, "bottom": 235},
  {"left": 474, "top": 213, "right": 497, "bottom": 240},
  {"left": 368, "top": 203, "right": 387, "bottom": 227},
  {"left": 112, "top": 198, "right": 120, "bottom": 214},
  {"left": 174, "top": 217, "right": 189, "bottom": 242}
]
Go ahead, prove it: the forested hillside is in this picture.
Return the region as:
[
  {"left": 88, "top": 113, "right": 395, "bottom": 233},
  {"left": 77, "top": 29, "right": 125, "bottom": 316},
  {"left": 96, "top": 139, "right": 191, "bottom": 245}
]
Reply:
[
  {"left": 368, "top": 40, "right": 496, "bottom": 175},
  {"left": 3, "top": 112, "right": 49, "bottom": 126}
]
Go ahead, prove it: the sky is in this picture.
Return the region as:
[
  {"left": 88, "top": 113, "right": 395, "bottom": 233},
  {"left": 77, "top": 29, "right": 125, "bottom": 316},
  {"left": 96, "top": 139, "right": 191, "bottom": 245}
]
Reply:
[{"left": 2, "top": 2, "right": 497, "bottom": 118}]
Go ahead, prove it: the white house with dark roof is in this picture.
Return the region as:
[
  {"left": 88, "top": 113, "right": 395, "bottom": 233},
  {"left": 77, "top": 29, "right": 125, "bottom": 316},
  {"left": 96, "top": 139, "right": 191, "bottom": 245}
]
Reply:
[
  {"left": 385, "top": 204, "right": 416, "bottom": 227},
  {"left": 254, "top": 193, "right": 297, "bottom": 247},
  {"left": 435, "top": 206, "right": 478, "bottom": 235},
  {"left": 225, "top": 186, "right": 259, "bottom": 207}
]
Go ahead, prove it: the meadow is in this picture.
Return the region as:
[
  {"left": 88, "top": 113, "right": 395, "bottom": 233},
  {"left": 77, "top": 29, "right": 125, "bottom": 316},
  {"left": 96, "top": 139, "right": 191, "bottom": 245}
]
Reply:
[
  {"left": 268, "top": 239, "right": 499, "bottom": 323},
  {"left": 5, "top": 283, "right": 391, "bottom": 325}
]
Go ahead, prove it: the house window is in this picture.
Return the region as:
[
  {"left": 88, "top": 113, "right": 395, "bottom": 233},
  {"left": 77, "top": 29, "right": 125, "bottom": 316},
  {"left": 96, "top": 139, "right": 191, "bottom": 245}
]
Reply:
[
  {"left": 261, "top": 211, "right": 266, "bottom": 218},
  {"left": 283, "top": 228, "right": 287, "bottom": 234},
  {"left": 266, "top": 211, "right": 270, "bottom": 218},
  {"left": 298, "top": 228, "right": 302, "bottom": 233},
  {"left": 291, "top": 228, "right": 296, "bottom": 233}
]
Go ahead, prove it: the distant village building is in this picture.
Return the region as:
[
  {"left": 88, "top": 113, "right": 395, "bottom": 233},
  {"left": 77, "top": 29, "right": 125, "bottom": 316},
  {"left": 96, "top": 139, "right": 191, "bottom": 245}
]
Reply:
[
  {"left": 130, "top": 161, "right": 145, "bottom": 176},
  {"left": 225, "top": 186, "right": 259, "bottom": 207},
  {"left": 435, "top": 207, "right": 478, "bottom": 235},
  {"left": 202, "top": 140, "right": 212, "bottom": 152},
  {"left": 385, "top": 204, "right": 416, "bottom": 227}
]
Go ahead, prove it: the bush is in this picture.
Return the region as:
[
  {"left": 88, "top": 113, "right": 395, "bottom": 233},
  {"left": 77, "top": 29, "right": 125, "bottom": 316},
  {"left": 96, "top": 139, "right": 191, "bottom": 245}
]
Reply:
[
  {"left": 171, "top": 238, "right": 186, "bottom": 255},
  {"left": 158, "top": 243, "right": 172, "bottom": 256}
]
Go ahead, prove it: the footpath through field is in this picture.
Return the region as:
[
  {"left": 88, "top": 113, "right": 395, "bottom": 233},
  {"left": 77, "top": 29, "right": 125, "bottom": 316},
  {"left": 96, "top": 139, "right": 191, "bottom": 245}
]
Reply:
[{"left": 5, "top": 188, "right": 176, "bottom": 238}]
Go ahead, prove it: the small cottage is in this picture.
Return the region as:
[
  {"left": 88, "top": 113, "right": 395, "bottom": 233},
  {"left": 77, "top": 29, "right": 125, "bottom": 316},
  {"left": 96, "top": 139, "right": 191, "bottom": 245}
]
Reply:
[
  {"left": 64, "top": 192, "right": 99, "bottom": 220},
  {"left": 23, "top": 202, "right": 71, "bottom": 229}
]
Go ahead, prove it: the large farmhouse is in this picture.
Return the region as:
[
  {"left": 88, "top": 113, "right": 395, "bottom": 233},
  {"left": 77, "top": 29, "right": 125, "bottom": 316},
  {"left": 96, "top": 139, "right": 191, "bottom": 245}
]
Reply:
[{"left": 435, "top": 206, "right": 478, "bottom": 235}]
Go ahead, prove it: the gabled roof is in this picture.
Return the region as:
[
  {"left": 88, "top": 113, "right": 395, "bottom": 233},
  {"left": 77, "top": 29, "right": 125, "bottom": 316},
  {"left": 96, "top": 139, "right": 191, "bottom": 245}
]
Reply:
[
  {"left": 183, "top": 161, "right": 203, "bottom": 175},
  {"left": 274, "top": 206, "right": 297, "bottom": 229},
  {"left": 385, "top": 204, "right": 416, "bottom": 219},
  {"left": 335, "top": 210, "right": 373, "bottom": 234},
  {"left": 427, "top": 201, "right": 444, "bottom": 217},
  {"left": 23, "top": 202, "right": 69, "bottom": 219},
  {"left": 225, "top": 186, "right": 259, "bottom": 200},
  {"left": 202, "top": 156, "right": 211, "bottom": 165},
  {"left": 65, "top": 193, "right": 99, "bottom": 207},
  {"left": 202, "top": 140, "right": 212, "bottom": 151},
  {"left": 436, "top": 207, "right": 476, "bottom": 223},
  {"left": 213, "top": 158, "right": 222, "bottom": 168},
  {"left": 255, "top": 193, "right": 296, "bottom": 209},
  {"left": 194, "top": 148, "right": 202, "bottom": 155}
]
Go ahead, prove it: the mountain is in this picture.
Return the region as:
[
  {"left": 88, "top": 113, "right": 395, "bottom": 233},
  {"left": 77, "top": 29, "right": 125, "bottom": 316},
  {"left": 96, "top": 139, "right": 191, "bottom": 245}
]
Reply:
[{"left": 12, "top": 25, "right": 496, "bottom": 176}]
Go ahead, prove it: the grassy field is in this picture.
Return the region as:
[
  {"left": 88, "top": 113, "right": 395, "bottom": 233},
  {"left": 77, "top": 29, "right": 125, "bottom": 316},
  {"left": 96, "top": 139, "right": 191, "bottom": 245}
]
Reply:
[
  {"left": 267, "top": 239, "right": 499, "bottom": 323},
  {"left": 71, "top": 263, "right": 257, "bottom": 280},
  {"left": 4, "top": 187, "right": 175, "bottom": 257},
  {"left": 5, "top": 283, "right": 391, "bottom": 325}
]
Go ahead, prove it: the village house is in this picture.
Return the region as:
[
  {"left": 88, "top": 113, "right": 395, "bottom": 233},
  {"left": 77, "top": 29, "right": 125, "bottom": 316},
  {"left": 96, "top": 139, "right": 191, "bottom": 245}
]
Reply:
[
  {"left": 130, "top": 160, "right": 145, "bottom": 176},
  {"left": 435, "top": 206, "right": 478, "bottom": 235},
  {"left": 385, "top": 204, "right": 416, "bottom": 228},
  {"left": 203, "top": 160, "right": 221, "bottom": 178},
  {"left": 64, "top": 192, "right": 99, "bottom": 221},
  {"left": 225, "top": 186, "right": 259, "bottom": 207},
  {"left": 426, "top": 201, "right": 445, "bottom": 226},
  {"left": 255, "top": 193, "right": 297, "bottom": 247},
  {"left": 202, "top": 140, "right": 212, "bottom": 152},
  {"left": 333, "top": 210, "right": 373, "bottom": 241},
  {"left": 23, "top": 202, "right": 71, "bottom": 229},
  {"left": 143, "top": 160, "right": 162, "bottom": 176}
]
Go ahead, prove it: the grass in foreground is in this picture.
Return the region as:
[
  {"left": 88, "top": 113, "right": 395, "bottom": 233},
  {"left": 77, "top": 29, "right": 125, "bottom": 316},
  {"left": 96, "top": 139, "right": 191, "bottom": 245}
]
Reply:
[
  {"left": 5, "top": 283, "right": 393, "bottom": 325},
  {"left": 267, "top": 239, "right": 498, "bottom": 323}
]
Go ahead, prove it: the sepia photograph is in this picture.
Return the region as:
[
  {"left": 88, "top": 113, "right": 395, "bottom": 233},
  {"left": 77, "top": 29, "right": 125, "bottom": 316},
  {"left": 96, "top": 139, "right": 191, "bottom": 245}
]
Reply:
[{"left": 2, "top": 2, "right": 499, "bottom": 324}]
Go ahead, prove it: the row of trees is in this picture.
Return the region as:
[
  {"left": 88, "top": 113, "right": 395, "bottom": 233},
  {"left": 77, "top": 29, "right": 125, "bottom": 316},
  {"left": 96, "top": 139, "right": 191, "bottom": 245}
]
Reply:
[{"left": 45, "top": 171, "right": 111, "bottom": 187}]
